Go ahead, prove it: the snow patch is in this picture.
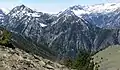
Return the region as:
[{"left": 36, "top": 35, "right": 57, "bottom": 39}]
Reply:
[
  {"left": 40, "top": 23, "right": 47, "bottom": 27},
  {"left": 27, "top": 13, "right": 40, "bottom": 17},
  {"left": 22, "top": 11, "right": 26, "bottom": 13},
  {"left": 72, "top": 10, "right": 90, "bottom": 16}
]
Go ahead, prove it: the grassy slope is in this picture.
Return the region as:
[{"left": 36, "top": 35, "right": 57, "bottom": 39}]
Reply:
[{"left": 93, "top": 45, "right": 120, "bottom": 70}]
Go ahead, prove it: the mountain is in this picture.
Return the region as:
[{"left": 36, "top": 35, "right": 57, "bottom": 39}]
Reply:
[
  {"left": 5, "top": 5, "right": 55, "bottom": 33},
  {"left": 3, "top": 5, "right": 100, "bottom": 58},
  {"left": 2, "top": 4, "right": 120, "bottom": 59},
  {"left": 2, "top": 5, "right": 58, "bottom": 59},
  {"left": 65, "top": 3, "right": 120, "bottom": 28}
]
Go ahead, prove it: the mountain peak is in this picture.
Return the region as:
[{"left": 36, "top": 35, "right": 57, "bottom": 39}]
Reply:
[
  {"left": 8, "top": 4, "right": 34, "bottom": 16},
  {"left": 19, "top": 4, "right": 26, "bottom": 8},
  {"left": 17, "top": 4, "right": 33, "bottom": 12},
  {"left": 0, "top": 8, "right": 10, "bottom": 14},
  {"left": 68, "top": 5, "right": 84, "bottom": 10},
  {"left": 64, "top": 3, "right": 120, "bottom": 17},
  {"left": 10, "top": 4, "right": 33, "bottom": 13}
]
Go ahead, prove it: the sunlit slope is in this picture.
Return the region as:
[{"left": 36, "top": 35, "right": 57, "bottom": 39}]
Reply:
[{"left": 93, "top": 45, "right": 120, "bottom": 70}]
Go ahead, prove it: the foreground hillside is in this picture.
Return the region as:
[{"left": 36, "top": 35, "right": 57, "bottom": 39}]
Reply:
[
  {"left": 93, "top": 45, "right": 120, "bottom": 70},
  {"left": 0, "top": 45, "right": 69, "bottom": 70}
]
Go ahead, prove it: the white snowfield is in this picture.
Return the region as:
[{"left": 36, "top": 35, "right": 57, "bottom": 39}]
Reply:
[{"left": 66, "top": 3, "right": 120, "bottom": 16}]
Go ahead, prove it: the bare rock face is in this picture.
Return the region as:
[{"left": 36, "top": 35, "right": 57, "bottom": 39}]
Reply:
[{"left": 0, "top": 45, "right": 69, "bottom": 70}]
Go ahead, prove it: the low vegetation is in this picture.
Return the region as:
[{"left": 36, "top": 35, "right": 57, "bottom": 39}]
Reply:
[
  {"left": 93, "top": 45, "right": 120, "bottom": 70},
  {"left": 64, "top": 50, "right": 100, "bottom": 70},
  {"left": 0, "top": 29, "right": 11, "bottom": 45}
]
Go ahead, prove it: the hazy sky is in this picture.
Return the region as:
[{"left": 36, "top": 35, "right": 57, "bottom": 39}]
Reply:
[{"left": 0, "top": 0, "right": 118, "bottom": 14}]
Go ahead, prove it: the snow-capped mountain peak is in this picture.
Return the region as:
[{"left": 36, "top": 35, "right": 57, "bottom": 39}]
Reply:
[
  {"left": 11, "top": 4, "right": 33, "bottom": 12},
  {"left": 0, "top": 8, "right": 10, "bottom": 14},
  {"left": 86, "top": 3, "right": 120, "bottom": 13},
  {"left": 8, "top": 4, "right": 42, "bottom": 18},
  {"left": 66, "top": 3, "right": 120, "bottom": 17},
  {"left": 69, "top": 5, "right": 84, "bottom": 10}
]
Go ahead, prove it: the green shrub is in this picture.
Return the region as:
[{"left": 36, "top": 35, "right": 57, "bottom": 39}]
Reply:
[
  {"left": 72, "top": 50, "right": 95, "bottom": 70},
  {"left": 0, "top": 30, "right": 11, "bottom": 45}
]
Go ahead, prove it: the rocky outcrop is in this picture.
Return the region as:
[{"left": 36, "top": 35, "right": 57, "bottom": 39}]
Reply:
[{"left": 0, "top": 45, "right": 69, "bottom": 70}]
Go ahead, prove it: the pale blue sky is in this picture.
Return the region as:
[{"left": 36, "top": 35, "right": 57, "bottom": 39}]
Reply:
[{"left": 0, "top": 0, "right": 118, "bottom": 14}]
